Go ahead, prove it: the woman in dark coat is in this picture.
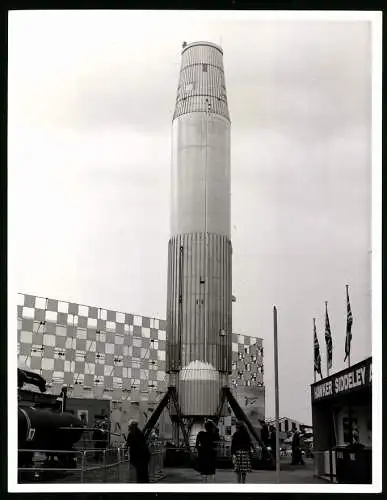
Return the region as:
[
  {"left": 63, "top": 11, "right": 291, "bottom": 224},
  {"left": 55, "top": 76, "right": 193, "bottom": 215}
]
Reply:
[
  {"left": 260, "top": 420, "right": 270, "bottom": 461},
  {"left": 195, "top": 420, "right": 219, "bottom": 482},
  {"left": 269, "top": 425, "right": 277, "bottom": 460},
  {"left": 126, "top": 420, "right": 151, "bottom": 483},
  {"left": 291, "top": 430, "right": 304, "bottom": 465},
  {"left": 231, "top": 421, "right": 253, "bottom": 483},
  {"left": 93, "top": 421, "right": 108, "bottom": 462},
  {"left": 260, "top": 420, "right": 269, "bottom": 448}
]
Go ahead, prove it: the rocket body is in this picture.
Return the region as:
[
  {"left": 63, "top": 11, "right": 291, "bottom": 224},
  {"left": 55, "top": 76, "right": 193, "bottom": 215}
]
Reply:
[{"left": 166, "top": 42, "right": 232, "bottom": 418}]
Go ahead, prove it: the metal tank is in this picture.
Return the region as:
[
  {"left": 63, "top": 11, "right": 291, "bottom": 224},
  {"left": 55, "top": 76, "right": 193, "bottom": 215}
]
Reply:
[
  {"left": 18, "top": 406, "right": 84, "bottom": 470},
  {"left": 166, "top": 41, "right": 232, "bottom": 421},
  {"left": 18, "top": 406, "right": 84, "bottom": 451}
]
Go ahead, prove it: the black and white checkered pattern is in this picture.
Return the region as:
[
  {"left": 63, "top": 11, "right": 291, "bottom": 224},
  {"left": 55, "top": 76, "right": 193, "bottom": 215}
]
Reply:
[
  {"left": 232, "top": 450, "right": 252, "bottom": 473},
  {"left": 17, "top": 293, "right": 264, "bottom": 404}
]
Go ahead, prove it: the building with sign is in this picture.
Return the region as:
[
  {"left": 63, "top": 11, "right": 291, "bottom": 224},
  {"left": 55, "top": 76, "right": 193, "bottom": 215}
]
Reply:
[
  {"left": 310, "top": 357, "right": 372, "bottom": 483},
  {"left": 264, "top": 417, "right": 313, "bottom": 453},
  {"left": 265, "top": 416, "right": 311, "bottom": 434}
]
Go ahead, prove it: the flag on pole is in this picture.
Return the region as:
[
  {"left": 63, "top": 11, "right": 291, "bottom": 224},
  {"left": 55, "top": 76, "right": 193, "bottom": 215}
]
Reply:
[
  {"left": 344, "top": 286, "right": 353, "bottom": 362},
  {"left": 325, "top": 302, "right": 333, "bottom": 370},
  {"left": 313, "top": 318, "right": 322, "bottom": 378}
]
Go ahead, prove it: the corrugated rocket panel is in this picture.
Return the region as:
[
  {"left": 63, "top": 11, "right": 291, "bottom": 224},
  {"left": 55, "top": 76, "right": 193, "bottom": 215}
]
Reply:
[
  {"left": 180, "top": 360, "right": 219, "bottom": 380},
  {"left": 178, "top": 361, "right": 220, "bottom": 416},
  {"left": 178, "top": 378, "right": 221, "bottom": 417},
  {"left": 173, "top": 42, "right": 230, "bottom": 121},
  {"left": 182, "top": 42, "right": 224, "bottom": 67},
  {"left": 166, "top": 233, "right": 232, "bottom": 374}
]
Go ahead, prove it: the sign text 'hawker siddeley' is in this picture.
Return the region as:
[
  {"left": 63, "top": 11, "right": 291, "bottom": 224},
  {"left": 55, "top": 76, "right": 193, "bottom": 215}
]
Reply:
[{"left": 312, "top": 357, "right": 372, "bottom": 402}]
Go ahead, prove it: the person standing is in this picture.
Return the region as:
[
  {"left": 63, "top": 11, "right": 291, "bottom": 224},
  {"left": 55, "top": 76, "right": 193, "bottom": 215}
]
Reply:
[
  {"left": 299, "top": 431, "right": 306, "bottom": 463},
  {"left": 291, "top": 431, "right": 298, "bottom": 464},
  {"left": 126, "top": 420, "right": 151, "bottom": 483},
  {"left": 269, "top": 425, "right": 277, "bottom": 462},
  {"left": 93, "top": 421, "right": 106, "bottom": 462},
  {"left": 231, "top": 421, "right": 253, "bottom": 484},
  {"left": 260, "top": 420, "right": 269, "bottom": 448},
  {"left": 100, "top": 419, "right": 109, "bottom": 453},
  {"left": 291, "top": 430, "right": 304, "bottom": 465},
  {"left": 195, "top": 420, "right": 218, "bottom": 482},
  {"left": 260, "top": 420, "right": 270, "bottom": 461}
]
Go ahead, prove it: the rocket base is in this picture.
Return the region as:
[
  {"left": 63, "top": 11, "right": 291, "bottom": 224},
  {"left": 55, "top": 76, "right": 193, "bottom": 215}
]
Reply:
[{"left": 143, "top": 386, "right": 274, "bottom": 468}]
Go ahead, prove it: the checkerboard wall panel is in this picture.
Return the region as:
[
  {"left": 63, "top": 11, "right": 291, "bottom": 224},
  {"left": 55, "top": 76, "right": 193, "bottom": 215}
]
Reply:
[{"left": 17, "top": 293, "right": 264, "bottom": 401}]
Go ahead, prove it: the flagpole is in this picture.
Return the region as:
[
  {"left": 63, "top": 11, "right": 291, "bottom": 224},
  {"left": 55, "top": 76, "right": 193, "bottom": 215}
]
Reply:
[
  {"left": 313, "top": 318, "right": 316, "bottom": 383},
  {"left": 346, "top": 286, "right": 353, "bottom": 439},
  {"left": 273, "top": 306, "right": 280, "bottom": 484},
  {"left": 325, "top": 301, "right": 330, "bottom": 377},
  {"left": 346, "top": 285, "right": 351, "bottom": 369}
]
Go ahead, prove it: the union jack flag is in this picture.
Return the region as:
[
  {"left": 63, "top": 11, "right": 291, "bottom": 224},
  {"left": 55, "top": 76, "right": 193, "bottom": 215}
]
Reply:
[
  {"left": 344, "top": 286, "right": 353, "bottom": 362},
  {"left": 314, "top": 318, "right": 322, "bottom": 378},
  {"left": 325, "top": 302, "right": 333, "bottom": 370}
]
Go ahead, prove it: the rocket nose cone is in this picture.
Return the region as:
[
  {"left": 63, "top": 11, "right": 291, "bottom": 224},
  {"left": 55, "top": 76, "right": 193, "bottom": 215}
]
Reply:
[{"left": 174, "top": 41, "right": 230, "bottom": 122}]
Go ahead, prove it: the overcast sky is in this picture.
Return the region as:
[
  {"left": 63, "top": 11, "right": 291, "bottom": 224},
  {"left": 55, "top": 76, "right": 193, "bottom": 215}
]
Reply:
[{"left": 9, "top": 11, "right": 376, "bottom": 424}]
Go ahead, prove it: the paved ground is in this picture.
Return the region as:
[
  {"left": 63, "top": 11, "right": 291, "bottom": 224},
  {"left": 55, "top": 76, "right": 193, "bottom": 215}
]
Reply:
[
  {"left": 160, "top": 459, "right": 326, "bottom": 484},
  {"left": 38, "top": 457, "right": 325, "bottom": 484}
]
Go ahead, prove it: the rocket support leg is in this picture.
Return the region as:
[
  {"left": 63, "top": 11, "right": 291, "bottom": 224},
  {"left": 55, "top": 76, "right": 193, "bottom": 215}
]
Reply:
[
  {"left": 143, "top": 389, "right": 171, "bottom": 441},
  {"left": 172, "top": 421, "right": 180, "bottom": 446},
  {"left": 169, "top": 387, "right": 191, "bottom": 451},
  {"left": 142, "top": 387, "right": 191, "bottom": 455},
  {"left": 223, "top": 387, "right": 275, "bottom": 466},
  {"left": 214, "top": 387, "right": 227, "bottom": 424}
]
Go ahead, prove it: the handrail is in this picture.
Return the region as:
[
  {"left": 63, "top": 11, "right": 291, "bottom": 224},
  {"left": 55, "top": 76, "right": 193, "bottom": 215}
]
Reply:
[
  {"left": 18, "top": 467, "right": 82, "bottom": 472},
  {"left": 18, "top": 449, "right": 81, "bottom": 454},
  {"left": 18, "top": 446, "right": 166, "bottom": 483},
  {"left": 18, "top": 448, "right": 121, "bottom": 453}
]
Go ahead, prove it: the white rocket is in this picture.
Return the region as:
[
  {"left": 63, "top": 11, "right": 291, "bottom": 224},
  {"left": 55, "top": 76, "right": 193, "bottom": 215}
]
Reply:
[{"left": 166, "top": 42, "right": 232, "bottom": 422}]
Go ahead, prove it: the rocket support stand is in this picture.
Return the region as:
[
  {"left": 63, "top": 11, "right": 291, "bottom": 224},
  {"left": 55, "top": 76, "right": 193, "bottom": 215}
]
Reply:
[
  {"left": 143, "top": 386, "right": 190, "bottom": 453},
  {"left": 143, "top": 385, "right": 275, "bottom": 468}
]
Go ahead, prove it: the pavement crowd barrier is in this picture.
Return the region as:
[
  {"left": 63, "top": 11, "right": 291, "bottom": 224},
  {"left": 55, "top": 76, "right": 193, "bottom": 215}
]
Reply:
[
  {"left": 18, "top": 445, "right": 166, "bottom": 484},
  {"left": 18, "top": 449, "right": 83, "bottom": 483},
  {"left": 150, "top": 445, "right": 166, "bottom": 482}
]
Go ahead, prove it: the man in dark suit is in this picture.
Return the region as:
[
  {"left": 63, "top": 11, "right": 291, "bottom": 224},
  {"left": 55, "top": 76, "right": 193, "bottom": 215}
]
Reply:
[{"left": 126, "top": 420, "right": 151, "bottom": 482}]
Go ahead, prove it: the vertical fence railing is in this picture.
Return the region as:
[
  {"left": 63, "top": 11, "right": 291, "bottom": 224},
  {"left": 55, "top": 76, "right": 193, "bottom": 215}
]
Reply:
[
  {"left": 80, "top": 451, "right": 86, "bottom": 483},
  {"left": 117, "top": 448, "right": 121, "bottom": 482},
  {"left": 18, "top": 445, "right": 166, "bottom": 484},
  {"left": 147, "top": 443, "right": 166, "bottom": 482},
  {"left": 103, "top": 449, "right": 107, "bottom": 482},
  {"left": 18, "top": 449, "right": 83, "bottom": 483}
]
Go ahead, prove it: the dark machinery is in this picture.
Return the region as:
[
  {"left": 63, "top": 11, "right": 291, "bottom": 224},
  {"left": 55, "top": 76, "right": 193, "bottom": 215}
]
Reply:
[
  {"left": 18, "top": 368, "right": 84, "bottom": 472},
  {"left": 18, "top": 406, "right": 84, "bottom": 468}
]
